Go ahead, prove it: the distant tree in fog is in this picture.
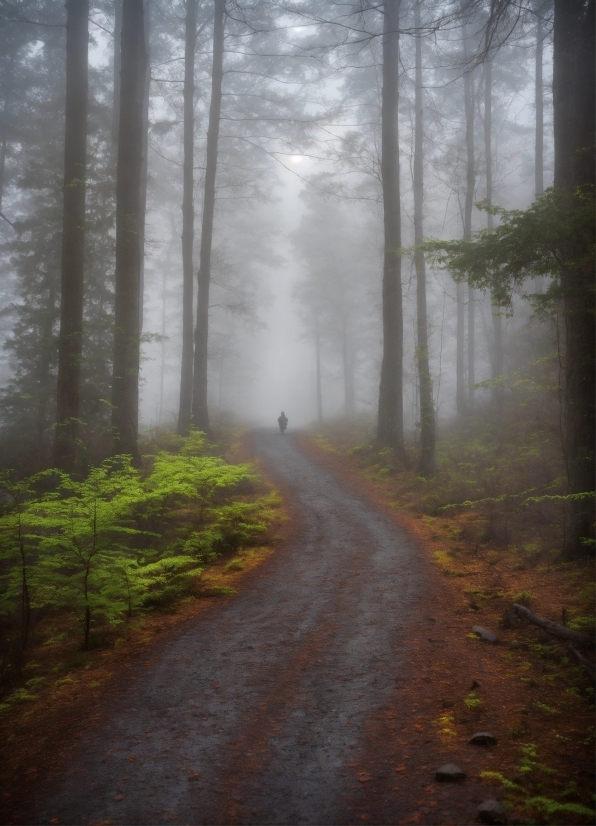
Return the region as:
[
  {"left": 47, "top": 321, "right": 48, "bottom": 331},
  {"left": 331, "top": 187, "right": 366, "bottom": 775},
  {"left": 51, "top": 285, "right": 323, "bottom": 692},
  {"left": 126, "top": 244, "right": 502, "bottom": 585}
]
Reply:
[
  {"left": 377, "top": 0, "right": 406, "bottom": 459},
  {"left": 191, "top": 0, "right": 224, "bottom": 436},
  {"left": 54, "top": 0, "right": 89, "bottom": 473},
  {"left": 111, "top": 0, "right": 148, "bottom": 463},
  {"left": 177, "top": 0, "right": 197, "bottom": 437},
  {"left": 413, "top": 0, "right": 436, "bottom": 477}
]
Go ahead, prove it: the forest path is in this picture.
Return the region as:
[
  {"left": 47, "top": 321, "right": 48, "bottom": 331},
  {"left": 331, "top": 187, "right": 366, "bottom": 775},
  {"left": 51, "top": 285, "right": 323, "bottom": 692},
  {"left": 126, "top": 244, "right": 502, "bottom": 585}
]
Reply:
[{"left": 23, "top": 429, "right": 428, "bottom": 825}]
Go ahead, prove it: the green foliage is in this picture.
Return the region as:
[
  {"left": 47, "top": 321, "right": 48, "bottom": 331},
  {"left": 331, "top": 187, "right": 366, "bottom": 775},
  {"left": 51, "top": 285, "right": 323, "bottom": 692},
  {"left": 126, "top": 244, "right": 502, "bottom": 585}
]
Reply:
[
  {"left": 524, "top": 797, "right": 595, "bottom": 820},
  {"left": 464, "top": 691, "right": 482, "bottom": 709},
  {"left": 479, "top": 771, "right": 523, "bottom": 791},
  {"left": 421, "top": 188, "right": 595, "bottom": 307},
  {"left": 0, "top": 433, "right": 276, "bottom": 672}
]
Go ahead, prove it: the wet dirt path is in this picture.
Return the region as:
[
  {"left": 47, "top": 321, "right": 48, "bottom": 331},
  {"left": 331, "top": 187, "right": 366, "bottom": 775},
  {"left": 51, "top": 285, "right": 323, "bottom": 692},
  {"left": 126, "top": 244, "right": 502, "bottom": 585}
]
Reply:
[{"left": 22, "top": 430, "right": 426, "bottom": 825}]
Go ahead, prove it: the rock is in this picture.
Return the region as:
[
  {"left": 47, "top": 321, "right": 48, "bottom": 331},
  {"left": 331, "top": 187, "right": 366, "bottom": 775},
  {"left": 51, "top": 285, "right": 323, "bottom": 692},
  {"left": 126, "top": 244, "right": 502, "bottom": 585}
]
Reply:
[
  {"left": 477, "top": 799, "right": 508, "bottom": 824},
  {"left": 472, "top": 625, "right": 499, "bottom": 644},
  {"left": 469, "top": 731, "right": 498, "bottom": 746},
  {"left": 435, "top": 763, "right": 466, "bottom": 782}
]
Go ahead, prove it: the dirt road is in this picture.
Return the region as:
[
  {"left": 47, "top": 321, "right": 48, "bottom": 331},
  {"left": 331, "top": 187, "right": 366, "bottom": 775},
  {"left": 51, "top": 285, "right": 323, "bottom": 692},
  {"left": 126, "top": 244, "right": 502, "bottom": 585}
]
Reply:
[{"left": 21, "top": 430, "right": 429, "bottom": 825}]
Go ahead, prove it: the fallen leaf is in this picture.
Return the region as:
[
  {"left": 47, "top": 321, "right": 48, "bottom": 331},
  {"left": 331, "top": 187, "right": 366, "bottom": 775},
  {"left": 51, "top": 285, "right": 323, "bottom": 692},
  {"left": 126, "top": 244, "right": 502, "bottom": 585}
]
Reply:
[
  {"left": 113, "top": 794, "right": 123, "bottom": 802},
  {"left": 395, "top": 764, "right": 406, "bottom": 772},
  {"left": 188, "top": 772, "right": 201, "bottom": 780},
  {"left": 357, "top": 772, "right": 373, "bottom": 783},
  {"left": 126, "top": 755, "right": 136, "bottom": 762}
]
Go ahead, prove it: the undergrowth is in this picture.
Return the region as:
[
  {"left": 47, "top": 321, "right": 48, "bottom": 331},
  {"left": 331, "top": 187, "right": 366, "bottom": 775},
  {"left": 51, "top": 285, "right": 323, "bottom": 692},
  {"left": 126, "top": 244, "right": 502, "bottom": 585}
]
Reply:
[{"left": 0, "top": 428, "right": 279, "bottom": 701}]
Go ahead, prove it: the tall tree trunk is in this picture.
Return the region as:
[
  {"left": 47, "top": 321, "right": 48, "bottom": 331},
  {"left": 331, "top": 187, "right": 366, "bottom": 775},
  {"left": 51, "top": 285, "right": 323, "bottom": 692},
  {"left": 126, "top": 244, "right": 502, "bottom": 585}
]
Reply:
[
  {"left": 192, "top": 0, "right": 225, "bottom": 434},
  {"left": 534, "top": 2, "right": 544, "bottom": 198},
  {"left": 159, "top": 230, "right": 175, "bottom": 425},
  {"left": 553, "top": 0, "right": 595, "bottom": 555},
  {"left": 111, "top": 0, "right": 123, "bottom": 156},
  {"left": 484, "top": 59, "right": 504, "bottom": 417},
  {"left": 342, "top": 314, "right": 355, "bottom": 415},
  {"left": 138, "top": 0, "right": 150, "bottom": 334},
  {"left": 377, "top": 0, "right": 405, "bottom": 459},
  {"left": 38, "top": 282, "right": 57, "bottom": 462},
  {"left": 456, "top": 282, "right": 466, "bottom": 415},
  {"left": 463, "top": 19, "right": 475, "bottom": 415},
  {"left": 315, "top": 311, "right": 323, "bottom": 423},
  {"left": 54, "top": 0, "right": 89, "bottom": 472},
  {"left": 178, "top": 0, "right": 197, "bottom": 436},
  {"left": 413, "top": 0, "right": 435, "bottom": 476},
  {"left": 111, "top": 0, "right": 148, "bottom": 463}
]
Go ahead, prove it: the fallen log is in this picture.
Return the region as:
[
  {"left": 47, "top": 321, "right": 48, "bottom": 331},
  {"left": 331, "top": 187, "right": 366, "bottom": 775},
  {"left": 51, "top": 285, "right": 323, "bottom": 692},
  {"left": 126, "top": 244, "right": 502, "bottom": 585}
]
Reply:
[
  {"left": 511, "top": 604, "right": 593, "bottom": 648},
  {"left": 567, "top": 645, "right": 596, "bottom": 677}
]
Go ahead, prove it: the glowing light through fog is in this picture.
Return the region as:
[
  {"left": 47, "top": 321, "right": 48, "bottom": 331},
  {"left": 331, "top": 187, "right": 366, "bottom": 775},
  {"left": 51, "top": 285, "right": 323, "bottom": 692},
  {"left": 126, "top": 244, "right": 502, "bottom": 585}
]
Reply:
[{"left": 289, "top": 155, "right": 306, "bottom": 165}]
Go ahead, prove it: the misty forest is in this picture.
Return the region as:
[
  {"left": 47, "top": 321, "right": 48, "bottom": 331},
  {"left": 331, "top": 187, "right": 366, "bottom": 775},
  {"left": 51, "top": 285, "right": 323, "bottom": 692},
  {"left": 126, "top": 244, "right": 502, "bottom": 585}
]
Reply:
[{"left": 0, "top": 1, "right": 594, "bottom": 824}]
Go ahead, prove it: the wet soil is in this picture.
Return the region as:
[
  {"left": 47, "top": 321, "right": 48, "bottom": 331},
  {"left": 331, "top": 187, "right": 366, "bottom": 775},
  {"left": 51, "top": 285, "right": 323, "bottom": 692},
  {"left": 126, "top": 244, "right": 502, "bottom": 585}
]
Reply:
[{"left": 9, "top": 430, "right": 514, "bottom": 825}]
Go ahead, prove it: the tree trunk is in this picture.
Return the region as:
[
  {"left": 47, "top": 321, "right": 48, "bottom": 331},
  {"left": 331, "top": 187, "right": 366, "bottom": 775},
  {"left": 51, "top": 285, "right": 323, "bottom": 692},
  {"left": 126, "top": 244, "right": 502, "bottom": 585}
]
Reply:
[
  {"left": 111, "top": 0, "right": 148, "bottom": 463},
  {"left": 54, "top": 0, "right": 89, "bottom": 472},
  {"left": 456, "top": 281, "right": 466, "bottom": 415},
  {"left": 177, "top": 0, "right": 197, "bottom": 436},
  {"left": 413, "top": 0, "right": 435, "bottom": 477},
  {"left": 138, "top": 0, "right": 150, "bottom": 334},
  {"left": 111, "top": 0, "right": 123, "bottom": 156},
  {"left": 38, "top": 282, "right": 57, "bottom": 462},
  {"left": 315, "top": 311, "right": 323, "bottom": 422},
  {"left": 484, "top": 59, "right": 504, "bottom": 417},
  {"left": 534, "top": 2, "right": 544, "bottom": 197},
  {"left": 533, "top": 1, "right": 546, "bottom": 292},
  {"left": 463, "top": 20, "right": 475, "bottom": 415},
  {"left": 377, "top": 0, "right": 405, "bottom": 459},
  {"left": 342, "top": 314, "right": 355, "bottom": 415},
  {"left": 192, "top": 0, "right": 225, "bottom": 434},
  {"left": 553, "top": 0, "right": 595, "bottom": 555}
]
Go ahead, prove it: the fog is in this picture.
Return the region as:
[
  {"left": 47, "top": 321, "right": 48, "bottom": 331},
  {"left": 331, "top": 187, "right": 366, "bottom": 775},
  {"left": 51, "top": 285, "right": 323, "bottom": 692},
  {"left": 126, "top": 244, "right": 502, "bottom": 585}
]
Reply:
[{"left": 1, "top": 0, "right": 587, "bottom": 482}]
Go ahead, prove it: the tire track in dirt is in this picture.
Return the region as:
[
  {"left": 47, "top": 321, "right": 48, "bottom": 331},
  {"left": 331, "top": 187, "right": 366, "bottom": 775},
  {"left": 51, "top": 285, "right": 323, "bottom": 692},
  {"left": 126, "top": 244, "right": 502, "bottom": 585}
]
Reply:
[{"left": 18, "top": 430, "right": 425, "bottom": 825}]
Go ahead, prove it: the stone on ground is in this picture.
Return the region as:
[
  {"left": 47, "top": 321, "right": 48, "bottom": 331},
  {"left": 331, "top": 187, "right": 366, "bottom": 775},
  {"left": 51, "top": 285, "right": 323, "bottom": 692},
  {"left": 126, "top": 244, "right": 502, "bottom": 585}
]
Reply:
[
  {"left": 472, "top": 625, "right": 499, "bottom": 644},
  {"left": 469, "top": 731, "right": 498, "bottom": 746},
  {"left": 477, "top": 798, "right": 507, "bottom": 824},
  {"left": 435, "top": 763, "right": 466, "bottom": 782}
]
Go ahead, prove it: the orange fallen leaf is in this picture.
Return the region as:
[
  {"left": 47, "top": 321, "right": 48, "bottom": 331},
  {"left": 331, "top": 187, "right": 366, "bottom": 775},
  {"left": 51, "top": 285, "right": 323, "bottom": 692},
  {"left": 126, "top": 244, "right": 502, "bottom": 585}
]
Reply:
[
  {"left": 113, "top": 795, "right": 123, "bottom": 802},
  {"left": 395, "top": 764, "right": 406, "bottom": 772},
  {"left": 126, "top": 755, "right": 136, "bottom": 762},
  {"left": 188, "top": 772, "right": 201, "bottom": 780},
  {"left": 357, "top": 772, "right": 373, "bottom": 783}
]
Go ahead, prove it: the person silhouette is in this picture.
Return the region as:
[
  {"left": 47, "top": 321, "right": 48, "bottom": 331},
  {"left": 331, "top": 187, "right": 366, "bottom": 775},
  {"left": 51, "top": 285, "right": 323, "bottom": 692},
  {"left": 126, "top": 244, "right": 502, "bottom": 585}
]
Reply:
[{"left": 277, "top": 411, "right": 288, "bottom": 434}]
